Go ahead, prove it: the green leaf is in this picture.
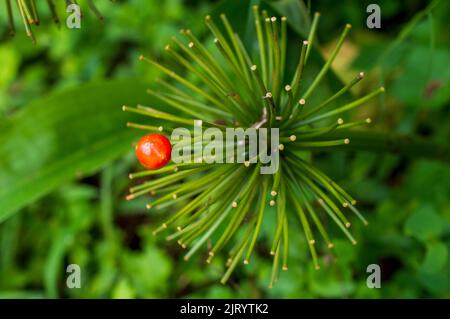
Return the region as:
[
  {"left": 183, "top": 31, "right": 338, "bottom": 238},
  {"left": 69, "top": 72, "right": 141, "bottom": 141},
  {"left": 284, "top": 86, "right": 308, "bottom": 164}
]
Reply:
[
  {"left": 404, "top": 204, "right": 443, "bottom": 241},
  {"left": 420, "top": 242, "right": 448, "bottom": 274},
  {"left": 0, "top": 79, "right": 154, "bottom": 223}
]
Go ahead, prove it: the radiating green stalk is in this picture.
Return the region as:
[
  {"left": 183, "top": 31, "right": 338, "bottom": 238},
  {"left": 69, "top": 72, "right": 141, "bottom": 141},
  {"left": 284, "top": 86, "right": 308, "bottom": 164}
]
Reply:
[
  {"left": 228, "top": 219, "right": 256, "bottom": 260},
  {"left": 209, "top": 187, "right": 256, "bottom": 260},
  {"left": 302, "top": 24, "right": 351, "bottom": 100},
  {"left": 271, "top": 17, "right": 282, "bottom": 106},
  {"left": 269, "top": 243, "right": 281, "bottom": 288},
  {"left": 16, "top": 0, "right": 35, "bottom": 43},
  {"left": 156, "top": 78, "right": 190, "bottom": 99},
  {"left": 87, "top": 0, "right": 104, "bottom": 20},
  {"left": 244, "top": 178, "right": 269, "bottom": 263},
  {"left": 301, "top": 72, "right": 365, "bottom": 119},
  {"left": 297, "top": 173, "right": 351, "bottom": 228},
  {"left": 220, "top": 14, "right": 253, "bottom": 87},
  {"left": 205, "top": 16, "right": 243, "bottom": 78},
  {"left": 270, "top": 182, "right": 286, "bottom": 254},
  {"left": 346, "top": 202, "right": 368, "bottom": 225},
  {"left": 165, "top": 45, "right": 231, "bottom": 102},
  {"left": 253, "top": 5, "right": 268, "bottom": 85},
  {"left": 292, "top": 139, "right": 350, "bottom": 148},
  {"left": 293, "top": 119, "right": 341, "bottom": 138},
  {"left": 291, "top": 40, "right": 308, "bottom": 100},
  {"left": 139, "top": 56, "right": 231, "bottom": 113},
  {"left": 336, "top": 118, "right": 371, "bottom": 130},
  {"left": 317, "top": 198, "right": 357, "bottom": 245},
  {"left": 281, "top": 209, "right": 289, "bottom": 270},
  {"left": 220, "top": 234, "right": 248, "bottom": 284},
  {"left": 171, "top": 35, "right": 234, "bottom": 95},
  {"left": 280, "top": 16, "right": 287, "bottom": 87},
  {"left": 147, "top": 87, "right": 220, "bottom": 120},
  {"left": 160, "top": 166, "right": 244, "bottom": 230},
  {"left": 46, "top": 0, "right": 60, "bottom": 25},
  {"left": 296, "top": 87, "right": 384, "bottom": 126},
  {"left": 212, "top": 170, "right": 260, "bottom": 248},
  {"left": 29, "top": 0, "right": 39, "bottom": 25},
  {"left": 250, "top": 65, "right": 268, "bottom": 100},
  {"left": 6, "top": 0, "right": 15, "bottom": 35},
  {"left": 20, "top": 0, "right": 34, "bottom": 24},
  {"left": 305, "top": 12, "right": 320, "bottom": 63},
  {"left": 181, "top": 30, "right": 238, "bottom": 93},
  {"left": 262, "top": 11, "right": 274, "bottom": 89},
  {"left": 291, "top": 193, "right": 320, "bottom": 270},
  {"left": 298, "top": 183, "right": 334, "bottom": 248},
  {"left": 123, "top": 105, "right": 192, "bottom": 126},
  {"left": 184, "top": 190, "right": 238, "bottom": 261}
]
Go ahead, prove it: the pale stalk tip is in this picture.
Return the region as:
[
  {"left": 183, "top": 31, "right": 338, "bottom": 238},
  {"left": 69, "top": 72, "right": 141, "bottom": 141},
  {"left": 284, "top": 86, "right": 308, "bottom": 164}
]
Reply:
[
  {"left": 344, "top": 138, "right": 350, "bottom": 144},
  {"left": 271, "top": 190, "right": 277, "bottom": 197},
  {"left": 270, "top": 200, "right": 276, "bottom": 206},
  {"left": 289, "top": 135, "right": 297, "bottom": 141}
]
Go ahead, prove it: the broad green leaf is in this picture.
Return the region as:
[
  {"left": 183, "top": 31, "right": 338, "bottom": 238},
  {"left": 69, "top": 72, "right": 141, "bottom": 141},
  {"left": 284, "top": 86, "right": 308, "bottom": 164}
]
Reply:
[
  {"left": 0, "top": 79, "right": 155, "bottom": 223},
  {"left": 404, "top": 204, "right": 443, "bottom": 241},
  {"left": 420, "top": 242, "right": 448, "bottom": 274}
]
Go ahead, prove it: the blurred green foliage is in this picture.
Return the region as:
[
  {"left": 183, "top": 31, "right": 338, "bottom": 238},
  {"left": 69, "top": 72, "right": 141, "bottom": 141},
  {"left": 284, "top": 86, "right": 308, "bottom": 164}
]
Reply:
[{"left": 0, "top": 0, "right": 449, "bottom": 298}]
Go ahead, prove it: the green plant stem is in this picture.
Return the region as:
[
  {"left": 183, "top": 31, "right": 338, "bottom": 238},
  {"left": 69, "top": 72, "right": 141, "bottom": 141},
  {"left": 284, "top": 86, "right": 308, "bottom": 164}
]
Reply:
[{"left": 303, "top": 130, "right": 450, "bottom": 163}]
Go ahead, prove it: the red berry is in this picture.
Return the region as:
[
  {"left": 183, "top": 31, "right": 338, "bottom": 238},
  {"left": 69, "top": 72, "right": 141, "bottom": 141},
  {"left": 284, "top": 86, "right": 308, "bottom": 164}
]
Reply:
[{"left": 135, "top": 133, "right": 172, "bottom": 170}]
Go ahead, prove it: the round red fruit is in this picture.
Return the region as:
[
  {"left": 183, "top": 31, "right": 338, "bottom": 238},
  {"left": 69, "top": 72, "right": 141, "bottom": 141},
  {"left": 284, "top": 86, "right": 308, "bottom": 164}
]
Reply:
[{"left": 135, "top": 133, "right": 172, "bottom": 170}]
